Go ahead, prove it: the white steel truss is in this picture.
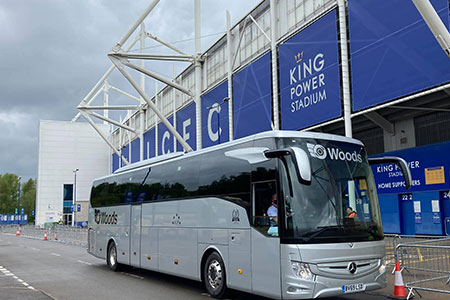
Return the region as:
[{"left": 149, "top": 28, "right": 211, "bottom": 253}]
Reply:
[{"left": 74, "top": 0, "right": 201, "bottom": 166}]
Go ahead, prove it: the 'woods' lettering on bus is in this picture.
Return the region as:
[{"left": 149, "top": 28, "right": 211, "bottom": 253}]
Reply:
[{"left": 94, "top": 209, "right": 118, "bottom": 225}]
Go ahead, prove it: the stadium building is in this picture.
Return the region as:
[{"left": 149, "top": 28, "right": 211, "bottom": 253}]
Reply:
[{"left": 37, "top": 0, "right": 450, "bottom": 234}]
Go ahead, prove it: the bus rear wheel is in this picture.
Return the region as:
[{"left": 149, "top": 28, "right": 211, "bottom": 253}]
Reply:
[
  {"left": 204, "top": 252, "right": 227, "bottom": 298},
  {"left": 107, "top": 241, "right": 122, "bottom": 272}
]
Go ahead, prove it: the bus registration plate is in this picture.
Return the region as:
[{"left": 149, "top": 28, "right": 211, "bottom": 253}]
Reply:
[{"left": 342, "top": 283, "right": 365, "bottom": 293}]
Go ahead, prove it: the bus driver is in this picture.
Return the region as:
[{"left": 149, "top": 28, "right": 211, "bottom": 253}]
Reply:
[{"left": 267, "top": 193, "right": 278, "bottom": 226}]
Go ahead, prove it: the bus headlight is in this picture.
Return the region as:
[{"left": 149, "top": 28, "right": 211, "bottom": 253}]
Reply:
[{"left": 291, "top": 261, "right": 313, "bottom": 280}]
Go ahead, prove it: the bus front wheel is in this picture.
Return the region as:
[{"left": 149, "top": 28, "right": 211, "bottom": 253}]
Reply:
[
  {"left": 107, "top": 241, "right": 122, "bottom": 272},
  {"left": 204, "top": 252, "right": 227, "bottom": 298}
]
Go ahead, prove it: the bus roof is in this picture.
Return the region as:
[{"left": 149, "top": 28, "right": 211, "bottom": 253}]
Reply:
[{"left": 98, "top": 130, "right": 364, "bottom": 181}]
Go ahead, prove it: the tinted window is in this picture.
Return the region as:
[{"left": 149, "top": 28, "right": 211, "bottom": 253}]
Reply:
[
  {"left": 198, "top": 143, "right": 253, "bottom": 213},
  {"left": 90, "top": 139, "right": 275, "bottom": 213},
  {"left": 251, "top": 138, "right": 277, "bottom": 182},
  {"left": 63, "top": 184, "right": 73, "bottom": 201},
  {"left": 139, "top": 156, "right": 201, "bottom": 201}
]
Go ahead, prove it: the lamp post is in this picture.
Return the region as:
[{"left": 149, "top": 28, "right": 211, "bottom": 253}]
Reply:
[
  {"left": 206, "top": 97, "right": 229, "bottom": 144},
  {"left": 17, "top": 176, "right": 21, "bottom": 215},
  {"left": 72, "top": 168, "right": 79, "bottom": 227}
]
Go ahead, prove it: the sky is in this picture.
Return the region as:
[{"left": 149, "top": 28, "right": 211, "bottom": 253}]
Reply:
[{"left": 0, "top": 0, "right": 261, "bottom": 181}]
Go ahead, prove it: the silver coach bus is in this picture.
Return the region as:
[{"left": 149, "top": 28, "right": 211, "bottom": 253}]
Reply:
[{"left": 87, "top": 131, "right": 411, "bottom": 299}]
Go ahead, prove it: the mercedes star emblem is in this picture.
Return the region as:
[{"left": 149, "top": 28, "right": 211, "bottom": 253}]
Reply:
[{"left": 348, "top": 262, "right": 357, "bottom": 274}]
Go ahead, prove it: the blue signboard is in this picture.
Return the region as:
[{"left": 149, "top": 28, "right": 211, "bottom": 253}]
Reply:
[
  {"left": 122, "top": 144, "right": 130, "bottom": 167},
  {"left": 131, "top": 139, "right": 140, "bottom": 163},
  {"left": 233, "top": 52, "right": 272, "bottom": 139},
  {"left": 143, "top": 127, "right": 155, "bottom": 159},
  {"left": 415, "top": 213, "right": 422, "bottom": 224},
  {"left": 158, "top": 116, "right": 174, "bottom": 156},
  {"left": 176, "top": 102, "right": 196, "bottom": 152},
  {"left": 112, "top": 153, "right": 119, "bottom": 172},
  {"left": 201, "top": 81, "right": 230, "bottom": 148},
  {"left": 370, "top": 142, "right": 450, "bottom": 194},
  {"left": 349, "top": 0, "right": 450, "bottom": 111},
  {"left": 279, "top": 10, "right": 341, "bottom": 130},
  {"left": 77, "top": 204, "right": 81, "bottom": 212}
]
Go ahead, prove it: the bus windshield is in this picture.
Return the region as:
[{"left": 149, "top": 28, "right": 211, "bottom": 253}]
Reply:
[{"left": 278, "top": 137, "right": 383, "bottom": 244}]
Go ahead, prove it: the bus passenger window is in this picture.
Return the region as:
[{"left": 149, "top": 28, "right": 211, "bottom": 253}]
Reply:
[{"left": 252, "top": 181, "right": 277, "bottom": 236}]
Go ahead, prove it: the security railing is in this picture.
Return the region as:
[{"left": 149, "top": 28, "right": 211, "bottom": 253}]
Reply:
[
  {"left": 395, "top": 237, "right": 450, "bottom": 299},
  {"left": 385, "top": 234, "right": 445, "bottom": 272},
  {"left": 0, "top": 224, "right": 87, "bottom": 247}
]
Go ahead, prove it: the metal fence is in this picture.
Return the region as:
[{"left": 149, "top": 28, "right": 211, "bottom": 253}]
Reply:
[
  {"left": 385, "top": 234, "right": 446, "bottom": 272},
  {"left": 395, "top": 237, "right": 450, "bottom": 299},
  {"left": 0, "top": 224, "right": 87, "bottom": 247}
]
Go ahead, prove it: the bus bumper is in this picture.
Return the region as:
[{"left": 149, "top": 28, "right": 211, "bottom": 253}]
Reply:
[{"left": 281, "top": 260, "right": 386, "bottom": 299}]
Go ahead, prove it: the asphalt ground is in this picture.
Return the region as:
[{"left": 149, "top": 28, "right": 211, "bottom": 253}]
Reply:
[{"left": 0, "top": 232, "right": 446, "bottom": 300}]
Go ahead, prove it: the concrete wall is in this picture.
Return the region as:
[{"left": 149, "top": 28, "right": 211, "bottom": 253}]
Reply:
[
  {"left": 383, "top": 118, "right": 416, "bottom": 152},
  {"left": 36, "top": 120, "right": 110, "bottom": 226}
]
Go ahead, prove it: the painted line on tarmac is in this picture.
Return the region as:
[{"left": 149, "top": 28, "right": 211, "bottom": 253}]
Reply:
[
  {"left": 50, "top": 253, "right": 61, "bottom": 257},
  {"left": 77, "top": 260, "right": 92, "bottom": 265},
  {"left": 0, "top": 266, "right": 35, "bottom": 290}
]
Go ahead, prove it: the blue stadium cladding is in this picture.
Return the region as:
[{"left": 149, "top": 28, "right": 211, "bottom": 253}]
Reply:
[{"left": 112, "top": 1, "right": 450, "bottom": 235}]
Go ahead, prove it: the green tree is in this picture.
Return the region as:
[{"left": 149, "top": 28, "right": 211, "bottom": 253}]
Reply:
[
  {"left": 0, "top": 173, "right": 20, "bottom": 214},
  {"left": 21, "top": 178, "right": 36, "bottom": 223}
]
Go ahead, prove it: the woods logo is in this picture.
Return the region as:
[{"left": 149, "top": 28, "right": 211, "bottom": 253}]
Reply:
[
  {"left": 307, "top": 143, "right": 362, "bottom": 163},
  {"left": 307, "top": 143, "right": 327, "bottom": 159},
  {"left": 94, "top": 209, "right": 118, "bottom": 225}
]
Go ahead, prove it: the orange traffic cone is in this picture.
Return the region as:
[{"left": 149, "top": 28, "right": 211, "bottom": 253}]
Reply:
[
  {"left": 54, "top": 233, "right": 58, "bottom": 241},
  {"left": 43, "top": 232, "right": 48, "bottom": 241},
  {"left": 16, "top": 229, "right": 20, "bottom": 237},
  {"left": 393, "top": 261, "right": 407, "bottom": 299}
]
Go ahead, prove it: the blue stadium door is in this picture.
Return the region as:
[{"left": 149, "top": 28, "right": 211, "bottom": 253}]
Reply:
[
  {"left": 399, "top": 194, "right": 415, "bottom": 235},
  {"left": 440, "top": 191, "right": 450, "bottom": 235}
]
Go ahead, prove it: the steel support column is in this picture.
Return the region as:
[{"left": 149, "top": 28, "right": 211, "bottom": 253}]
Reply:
[
  {"left": 270, "top": 0, "right": 279, "bottom": 130},
  {"left": 139, "top": 22, "right": 145, "bottom": 162},
  {"left": 338, "top": 0, "right": 352, "bottom": 138},
  {"left": 195, "top": 0, "right": 202, "bottom": 150},
  {"left": 226, "top": 10, "right": 234, "bottom": 141}
]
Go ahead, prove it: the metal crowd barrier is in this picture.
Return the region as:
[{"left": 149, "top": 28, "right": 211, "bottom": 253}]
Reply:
[
  {"left": 395, "top": 237, "right": 450, "bottom": 299},
  {"left": 0, "top": 224, "right": 87, "bottom": 247},
  {"left": 384, "top": 234, "right": 445, "bottom": 272}
]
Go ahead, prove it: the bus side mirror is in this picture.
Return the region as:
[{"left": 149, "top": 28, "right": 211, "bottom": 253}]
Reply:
[
  {"left": 368, "top": 156, "right": 412, "bottom": 189},
  {"left": 264, "top": 147, "right": 311, "bottom": 184},
  {"left": 291, "top": 147, "right": 312, "bottom": 184}
]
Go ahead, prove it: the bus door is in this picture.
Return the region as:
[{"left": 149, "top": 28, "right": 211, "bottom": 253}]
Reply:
[
  {"left": 251, "top": 181, "right": 281, "bottom": 298},
  {"left": 130, "top": 204, "right": 142, "bottom": 267}
]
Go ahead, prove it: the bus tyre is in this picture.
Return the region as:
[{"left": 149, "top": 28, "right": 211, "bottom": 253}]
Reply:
[
  {"left": 107, "top": 241, "right": 122, "bottom": 272},
  {"left": 204, "top": 252, "right": 227, "bottom": 298}
]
